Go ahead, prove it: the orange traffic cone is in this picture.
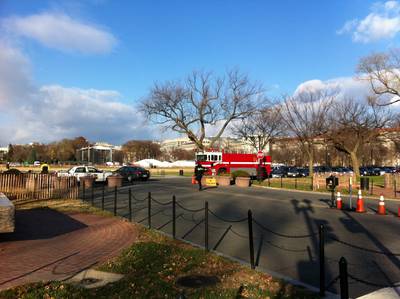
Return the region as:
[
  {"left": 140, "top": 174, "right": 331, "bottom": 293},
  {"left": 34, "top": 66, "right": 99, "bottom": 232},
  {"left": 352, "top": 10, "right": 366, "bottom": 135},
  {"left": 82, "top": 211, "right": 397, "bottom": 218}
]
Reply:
[
  {"left": 336, "top": 192, "right": 342, "bottom": 210},
  {"left": 377, "top": 194, "right": 386, "bottom": 215},
  {"left": 356, "top": 189, "right": 366, "bottom": 213},
  {"left": 191, "top": 176, "right": 197, "bottom": 184}
]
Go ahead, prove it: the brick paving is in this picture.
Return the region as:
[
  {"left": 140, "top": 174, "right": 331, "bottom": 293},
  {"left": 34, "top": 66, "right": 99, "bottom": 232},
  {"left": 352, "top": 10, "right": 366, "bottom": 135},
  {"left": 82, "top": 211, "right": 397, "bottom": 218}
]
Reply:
[{"left": 0, "top": 208, "right": 137, "bottom": 290}]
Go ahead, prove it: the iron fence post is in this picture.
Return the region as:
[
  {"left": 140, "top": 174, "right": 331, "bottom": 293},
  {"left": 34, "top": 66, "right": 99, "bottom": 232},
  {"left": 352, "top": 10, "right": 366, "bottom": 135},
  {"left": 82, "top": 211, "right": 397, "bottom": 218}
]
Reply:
[
  {"left": 128, "top": 188, "right": 132, "bottom": 222},
  {"left": 205, "top": 201, "right": 209, "bottom": 251},
  {"left": 370, "top": 178, "right": 373, "bottom": 195},
  {"left": 339, "top": 257, "right": 349, "bottom": 299},
  {"left": 319, "top": 224, "right": 325, "bottom": 297},
  {"left": 172, "top": 195, "right": 176, "bottom": 239},
  {"left": 101, "top": 183, "right": 105, "bottom": 210},
  {"left": 114, "top": 186, "right": 117, "bottom": 216},
  {"left": 394, "top": 179, "right": 397, "bottom": 198},
  {"left": 280, "top": 176, "right": 283, "bottom": 188},
  {"left": 148, "top": 192, "right": 151, "bottom": 228},
  {"left": 91, "top": 185, "right": 94, "bottom": 205},
  {"left": 295, "top": 178, "right": 297, "bottom": 189},
  {"left": 82, "top": 180, "right": 86, "bottom": 201},
  {"left": 247, "top": 210, "right": 255, "bottom": 269}
]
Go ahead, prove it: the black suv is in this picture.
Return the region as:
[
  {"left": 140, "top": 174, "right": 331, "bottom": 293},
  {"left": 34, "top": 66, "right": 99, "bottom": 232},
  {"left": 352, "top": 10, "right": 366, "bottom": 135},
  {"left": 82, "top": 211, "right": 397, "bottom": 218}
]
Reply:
[{"left": 114, "top": 166, "right": 150, "bottom": 182}]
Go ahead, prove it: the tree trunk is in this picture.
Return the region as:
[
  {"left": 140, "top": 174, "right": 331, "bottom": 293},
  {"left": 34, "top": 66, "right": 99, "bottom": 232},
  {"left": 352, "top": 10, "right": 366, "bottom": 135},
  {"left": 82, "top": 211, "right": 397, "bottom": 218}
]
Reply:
[
  {"left": 349, "top": 151, "right": 360, "bottom": 178},
  {"left": 308, "top": 154, "right": 314, "bottom": 177}
]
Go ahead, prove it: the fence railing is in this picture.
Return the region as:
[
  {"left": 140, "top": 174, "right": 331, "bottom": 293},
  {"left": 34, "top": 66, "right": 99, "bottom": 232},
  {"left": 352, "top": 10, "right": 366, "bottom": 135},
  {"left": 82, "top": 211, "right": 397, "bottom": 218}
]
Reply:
[
  {"left": 0, "top": 173, "right": 78, "bottom": 201},
  {"left": 79, "top": 184, "right": 400, "bottom": 298}
]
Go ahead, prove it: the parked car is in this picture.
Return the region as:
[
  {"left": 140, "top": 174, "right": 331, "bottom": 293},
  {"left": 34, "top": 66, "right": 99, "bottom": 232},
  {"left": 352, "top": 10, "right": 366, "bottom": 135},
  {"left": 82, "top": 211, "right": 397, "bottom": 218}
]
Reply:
[
  {"left": 57, "top": 166, "right": 113, "bottom": 182},
  {"left": 271, "top": 167, "right": 288, "bottom": 178},
  {"left": 297, "top": 168, "right": 310, "bottom": 177},
  {"left": 286, "top": 167, "right": 301, "bottom": 178},
  {"left": 114, "top": 166, "right": 150, "bottom": 182},
  {"left": 380, "top": 166, "right": 396, "bottom": 174},
  {"left": 359, "top": 166, "right": 381, "bottom": 176}
]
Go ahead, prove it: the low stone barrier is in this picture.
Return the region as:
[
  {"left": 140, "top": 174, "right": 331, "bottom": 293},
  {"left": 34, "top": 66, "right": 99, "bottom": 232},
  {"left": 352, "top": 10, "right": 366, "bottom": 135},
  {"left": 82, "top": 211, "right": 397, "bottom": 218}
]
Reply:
[{"left": 0, "top": 193, "right": 15, "bottom": 233}]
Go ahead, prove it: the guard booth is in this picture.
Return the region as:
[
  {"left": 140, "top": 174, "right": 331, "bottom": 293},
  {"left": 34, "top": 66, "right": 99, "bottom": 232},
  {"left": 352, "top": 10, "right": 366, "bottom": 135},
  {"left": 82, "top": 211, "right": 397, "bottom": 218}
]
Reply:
[{"left": 326, "top": 175, "right": 339, "bottom": 191}]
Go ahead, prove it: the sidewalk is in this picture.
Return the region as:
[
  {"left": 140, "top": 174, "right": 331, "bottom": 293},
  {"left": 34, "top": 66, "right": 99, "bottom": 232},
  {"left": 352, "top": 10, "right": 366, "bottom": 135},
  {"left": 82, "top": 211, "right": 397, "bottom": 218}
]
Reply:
[{"left": 0, "top": 208, "right": 137, "bottom": 290}]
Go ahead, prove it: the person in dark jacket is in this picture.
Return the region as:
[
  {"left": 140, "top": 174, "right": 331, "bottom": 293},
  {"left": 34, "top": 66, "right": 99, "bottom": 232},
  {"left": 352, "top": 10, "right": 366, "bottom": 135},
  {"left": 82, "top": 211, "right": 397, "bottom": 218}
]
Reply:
[{"left": 194, "top": 163, "right": 205, "bottom": 191}]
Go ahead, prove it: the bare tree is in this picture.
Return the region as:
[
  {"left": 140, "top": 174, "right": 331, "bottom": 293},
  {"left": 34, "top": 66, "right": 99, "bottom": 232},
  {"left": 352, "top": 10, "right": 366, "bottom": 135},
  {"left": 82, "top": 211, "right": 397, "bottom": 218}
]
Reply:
[
  {"left": 357, "top": 49, "right": 400, "bottom": 106},
  {"left": 141, "top": 69, "right": 263, "bottom": 150},
  {"left": 233, "top": 105, "right": 285, "bottom": 152},
  {"left": 280, "top": 89, "right": 336, "bottom": 176},
  {"left": 327, "top": 98, "right": 392, "bottom": 177}
]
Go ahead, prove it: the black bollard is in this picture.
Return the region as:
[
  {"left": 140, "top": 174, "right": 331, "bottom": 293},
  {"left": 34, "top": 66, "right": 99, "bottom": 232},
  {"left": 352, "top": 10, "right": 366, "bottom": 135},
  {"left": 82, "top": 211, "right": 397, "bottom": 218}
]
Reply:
[
  {"left": 339, "top": 257, "right": 349, "bottom": 299},
  {"left": 148, "top": 192, "right": 151, "bottom": 228},
  {"left": 172, "top": 195, "right": 176, "bottom": 239},
  {"left": 319, "top": 224, "right": 325, "bottom": 297},
  {"left": 114, "top": 186, "right": 117, "bottom": 216},
  {"left": 247, "top": 210, "right": 255, "bottom": 269},
  {"left": 205, "top": 201, "right": 209, "bottom": 251},
  {"left": 128, "top": 188, "right": 132, "bottom": 221}
]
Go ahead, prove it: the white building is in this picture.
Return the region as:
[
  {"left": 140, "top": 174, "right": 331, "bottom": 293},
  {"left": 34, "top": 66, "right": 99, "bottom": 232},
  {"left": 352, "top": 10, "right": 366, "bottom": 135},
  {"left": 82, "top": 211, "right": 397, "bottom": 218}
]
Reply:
[
  {"left": 160, "top": 137, "right": 266, "bottom": 153},
  {"left": 77, "top": 142, "right": 122, "bottom": 164}
]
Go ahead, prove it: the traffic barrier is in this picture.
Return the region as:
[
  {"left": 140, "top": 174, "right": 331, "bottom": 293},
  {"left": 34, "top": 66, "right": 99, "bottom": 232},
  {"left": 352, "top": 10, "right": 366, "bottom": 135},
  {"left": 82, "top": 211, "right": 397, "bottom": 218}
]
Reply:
[
  {"left": 377, "top": 194, "right": 386, "bottom": 215},
  {"left": 336, "top": 192, "right": 342, "bottom": 210},
  {"left": 356, "top": 189, "right": 366, "bottom": 213}
]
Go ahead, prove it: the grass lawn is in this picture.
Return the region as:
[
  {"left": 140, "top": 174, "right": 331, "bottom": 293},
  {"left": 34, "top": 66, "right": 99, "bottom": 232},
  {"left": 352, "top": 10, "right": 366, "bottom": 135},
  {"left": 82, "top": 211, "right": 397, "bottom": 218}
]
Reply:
[{"left": 1, "top": 199, "right": 319, "bottom": 299}]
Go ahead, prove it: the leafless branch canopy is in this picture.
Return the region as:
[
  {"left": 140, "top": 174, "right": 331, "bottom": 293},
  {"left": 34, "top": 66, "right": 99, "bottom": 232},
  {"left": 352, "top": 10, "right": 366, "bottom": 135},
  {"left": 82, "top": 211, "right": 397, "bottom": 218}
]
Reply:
[
  {"left": 233, "top": 104, "right": 285, "bottom": 151},
  {"left": 327, "top": 98, "right": 392, "bottom": 176},
  {"left": 141, "top": 69, "right": 263, "bottom": 150},
  {"left": 357, "top": 49, "right": 400, "bottom": 106},
  {"left": 279, "top": 89, "right": 337, "bottom": 175}
]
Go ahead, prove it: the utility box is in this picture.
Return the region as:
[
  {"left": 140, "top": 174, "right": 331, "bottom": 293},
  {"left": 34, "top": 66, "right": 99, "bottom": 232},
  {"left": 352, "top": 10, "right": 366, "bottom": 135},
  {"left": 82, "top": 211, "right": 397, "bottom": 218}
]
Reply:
[
  {"left": 326, "top": 175, "right": 339, "bottom": 190},
  {"left": 360, "top": 177, "right": 370, "bottom": 190}
]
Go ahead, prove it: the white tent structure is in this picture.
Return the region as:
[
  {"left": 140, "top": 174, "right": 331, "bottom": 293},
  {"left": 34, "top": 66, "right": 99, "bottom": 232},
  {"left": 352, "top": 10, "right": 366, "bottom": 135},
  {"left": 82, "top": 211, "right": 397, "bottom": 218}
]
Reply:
[{"left": 135, "top": 159, "right": 195, "bottom": 168}]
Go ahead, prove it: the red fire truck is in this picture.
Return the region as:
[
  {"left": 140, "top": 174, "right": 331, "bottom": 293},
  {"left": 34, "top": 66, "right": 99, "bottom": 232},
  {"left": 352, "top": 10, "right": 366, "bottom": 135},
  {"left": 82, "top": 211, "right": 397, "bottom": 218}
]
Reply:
[{"left": 195, "top": 149, "right": 271, "bottom": 178}]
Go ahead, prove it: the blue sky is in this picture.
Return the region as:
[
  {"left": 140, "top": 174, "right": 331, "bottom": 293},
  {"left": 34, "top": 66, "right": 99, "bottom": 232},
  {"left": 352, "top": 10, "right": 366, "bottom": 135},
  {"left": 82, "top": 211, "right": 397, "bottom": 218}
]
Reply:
[{"left": 0, "top": 0, "right": 399, "bottom": 144}]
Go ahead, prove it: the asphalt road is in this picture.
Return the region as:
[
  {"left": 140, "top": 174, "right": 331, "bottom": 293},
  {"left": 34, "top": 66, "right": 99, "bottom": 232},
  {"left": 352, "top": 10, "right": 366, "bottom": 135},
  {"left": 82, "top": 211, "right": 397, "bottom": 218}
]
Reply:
[{"left": 83, "top": 177, "right": 400, "bottom": 298}]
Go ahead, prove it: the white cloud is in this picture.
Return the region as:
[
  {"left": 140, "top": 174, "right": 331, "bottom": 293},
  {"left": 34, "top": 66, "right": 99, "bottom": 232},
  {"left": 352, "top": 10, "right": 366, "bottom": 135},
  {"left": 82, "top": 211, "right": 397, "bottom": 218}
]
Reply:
[
  {"left": 0, "top": 41, "right": 155, "bottom": 146},
  {"left": 294, "top": 75, "right": 400, "bottom": 109},
  {"left": 3, "top": 12, "right": 116, "bottom": 54},
  {"left": 294, "top": 76, "right": 373, "bottom": 101},
  {"left": 338, "top": 1, "right": 400, "bottom": 43},
  {"left": 0, "top": 41, "right": 34, "bottom": 108}
]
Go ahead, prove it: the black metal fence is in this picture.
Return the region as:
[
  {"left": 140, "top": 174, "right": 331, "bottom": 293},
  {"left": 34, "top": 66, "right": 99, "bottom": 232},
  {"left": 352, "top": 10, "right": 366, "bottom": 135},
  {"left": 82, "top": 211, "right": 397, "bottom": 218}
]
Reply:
[{"left": 79, "top": 184, "right": 399, "bottom": 298}]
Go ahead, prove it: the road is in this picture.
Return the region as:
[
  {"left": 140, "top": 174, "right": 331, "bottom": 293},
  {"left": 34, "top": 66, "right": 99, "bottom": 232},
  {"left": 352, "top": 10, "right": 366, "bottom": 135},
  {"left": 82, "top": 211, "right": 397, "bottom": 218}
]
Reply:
[{"left": 82, "top": 177, "right": 400, "bottom": 298}]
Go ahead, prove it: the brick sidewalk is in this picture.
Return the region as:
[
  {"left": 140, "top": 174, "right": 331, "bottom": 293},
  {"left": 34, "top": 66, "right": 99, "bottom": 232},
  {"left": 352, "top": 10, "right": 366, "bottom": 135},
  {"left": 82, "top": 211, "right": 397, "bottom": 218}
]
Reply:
[{"left": 0, "top": 208, "right": 137, "bottom": 290}]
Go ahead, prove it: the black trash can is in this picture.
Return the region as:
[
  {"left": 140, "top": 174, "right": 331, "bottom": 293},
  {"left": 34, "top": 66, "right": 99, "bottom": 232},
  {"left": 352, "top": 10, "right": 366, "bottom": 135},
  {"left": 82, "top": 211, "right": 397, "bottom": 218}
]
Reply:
[
  {"left": 179, "top": 169, "right": 184, "bottom": 176},
  {"left": 360, "top": 177, "right": 369, "bottom": 190}
]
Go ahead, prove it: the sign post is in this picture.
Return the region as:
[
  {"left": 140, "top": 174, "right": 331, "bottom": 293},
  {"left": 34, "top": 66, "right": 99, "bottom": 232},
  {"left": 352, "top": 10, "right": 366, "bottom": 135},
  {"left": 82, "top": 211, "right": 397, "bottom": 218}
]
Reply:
[{"left": 257, "top": 151, "right": 264, "bottom": 160}]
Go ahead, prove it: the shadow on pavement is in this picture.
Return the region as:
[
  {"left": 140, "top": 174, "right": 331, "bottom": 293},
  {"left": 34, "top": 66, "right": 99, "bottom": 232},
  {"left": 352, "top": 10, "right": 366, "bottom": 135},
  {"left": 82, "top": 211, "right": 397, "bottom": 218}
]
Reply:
[{"left": 0, "top": 208, "right": 87, "bottom": 242}]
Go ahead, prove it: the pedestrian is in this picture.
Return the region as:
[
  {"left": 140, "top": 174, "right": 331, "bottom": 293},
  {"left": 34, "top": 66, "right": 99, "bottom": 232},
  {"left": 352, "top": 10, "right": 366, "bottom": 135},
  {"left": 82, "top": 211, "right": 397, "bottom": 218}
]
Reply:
[{"left": 195, "top": 162, "right": 205, "bottom": 191}]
